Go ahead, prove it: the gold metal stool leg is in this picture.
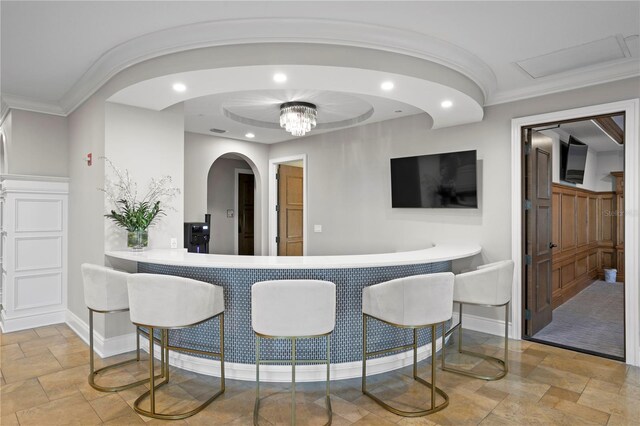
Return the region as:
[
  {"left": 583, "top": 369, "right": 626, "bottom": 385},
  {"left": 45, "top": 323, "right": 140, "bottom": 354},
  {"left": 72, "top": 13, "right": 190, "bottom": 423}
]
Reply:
[
  {"left": 442, "top": 302, "right": 509, "bottom": 381},
  {"left": 254, "top": 334, "right": 333, "bottom": 425},
  {"left": 362, "top": 315, "right": 449, "bottom": 417},
  {"left": 133, "top": 313, "right": 225, "bottom": 420},
  {"left": 87, "top": 309, "right": 162, "bottom": 392}
]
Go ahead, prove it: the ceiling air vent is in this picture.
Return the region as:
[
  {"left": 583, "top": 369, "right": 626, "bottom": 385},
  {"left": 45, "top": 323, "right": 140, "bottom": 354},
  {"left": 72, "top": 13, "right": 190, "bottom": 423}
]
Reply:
[
  {"left": 209, "top": 128, "right": 227, "bottom": 134},
  {"left": 516, "top": 35, "right": 631, "bottom": 79}
]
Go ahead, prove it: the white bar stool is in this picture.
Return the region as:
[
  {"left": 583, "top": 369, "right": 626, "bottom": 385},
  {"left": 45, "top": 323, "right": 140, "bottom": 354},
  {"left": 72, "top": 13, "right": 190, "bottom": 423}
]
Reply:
[
  {"left": 252, "top": 279, "right": 336, "bottom": 426},
  {"left": 81, "top": 263, "right": 161, "bottom": 392},
  {"left": 362, "top": 272, "right": 454, "bottom": 417},
  {"left": 442, "top": 260, "right": 514, "bottom": 380},
  {"left": 127, "top": 273, "right": 225, "bottom": 420}
]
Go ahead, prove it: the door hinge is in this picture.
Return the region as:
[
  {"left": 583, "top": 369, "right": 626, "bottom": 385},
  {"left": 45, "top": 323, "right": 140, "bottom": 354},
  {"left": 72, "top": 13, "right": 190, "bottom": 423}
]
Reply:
[
  {"left": 524, "top": 254, "right": 532, "bottom": 265},
  {"left": 276, "top": 236, "right": 280, "bottom": 244},
  {"left": 524, "top": 143, "right": 532, "bottom": 156},
  {"left": 275, "top": 173, "right": 279, "bottom": 180},
  {"left": 275, "top": 204, "right": 280, "bottom": 212},
  {"left": 525, "top": 309, "right": 532, "bottom": 320},
  {"left": 523, "top": 199, "right": 532, "bottom": 210}
]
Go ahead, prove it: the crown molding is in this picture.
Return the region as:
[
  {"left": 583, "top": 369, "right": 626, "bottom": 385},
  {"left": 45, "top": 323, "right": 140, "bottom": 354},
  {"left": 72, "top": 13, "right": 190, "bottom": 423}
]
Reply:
[
  {"left": 4, "top": 17, "right": 638, "bottom": 117},
  {"left": 1, "top": 93, "right": 66, "bottom": 116},
  {"left": 59, "top": 17, "right": 495, "bottom": 115},
  {"left": 486, "top": 59, "right": 640, "bottom": 106}
]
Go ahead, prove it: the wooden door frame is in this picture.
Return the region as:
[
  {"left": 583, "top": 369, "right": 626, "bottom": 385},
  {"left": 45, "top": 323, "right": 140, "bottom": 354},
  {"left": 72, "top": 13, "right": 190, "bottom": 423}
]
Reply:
[
  {"left": 268, "top": 154, "right": 308, "bottom": 256},
  {"left": 511, "top": 99, "right": 639, "bottom": 366},
  {"left": 234, "top": 168, "right": 253, "bottom": 255}
]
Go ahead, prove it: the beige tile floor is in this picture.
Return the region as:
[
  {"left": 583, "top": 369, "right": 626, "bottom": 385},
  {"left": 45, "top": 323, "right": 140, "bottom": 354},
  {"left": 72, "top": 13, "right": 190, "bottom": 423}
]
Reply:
[{"left": 1, "top": 324, "right": 639, "bottom": 425}]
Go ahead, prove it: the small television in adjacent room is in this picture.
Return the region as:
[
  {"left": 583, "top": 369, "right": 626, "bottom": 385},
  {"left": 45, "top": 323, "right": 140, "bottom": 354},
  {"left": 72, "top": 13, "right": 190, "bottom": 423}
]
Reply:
[
  {"left": 390, "top": 150, "right": 478, "bottom": 208},
  {"left": 560, "top": 135, "right": 588, "bottom": 184}
]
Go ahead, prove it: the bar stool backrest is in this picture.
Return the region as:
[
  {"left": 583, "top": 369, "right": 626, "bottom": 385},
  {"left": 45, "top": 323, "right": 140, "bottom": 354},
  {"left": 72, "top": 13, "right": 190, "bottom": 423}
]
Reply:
[
  {"left": 454, "top": 260, "right": 514, "bottom": 306},
  {"left": 127, "top": 274, "right": 224, "bottom": 328},
  {"left": 252, "top": 280, "right": 336, "bottom": 337},
  {"left": 81, "top": 263, "right": 130, "bottom": 312},
  {"left": 362, "top": 272, "right": 454, "bottom": 326}
]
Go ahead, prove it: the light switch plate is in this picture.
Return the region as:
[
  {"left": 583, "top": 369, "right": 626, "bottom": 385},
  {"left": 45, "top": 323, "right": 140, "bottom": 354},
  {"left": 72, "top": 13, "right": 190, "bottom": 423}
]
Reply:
[
  {"left": 314, "top": 224, "right": 322, "bottom": 233},
  {"left": 227, "top": 209, "right": 234, "bottom": 218}
]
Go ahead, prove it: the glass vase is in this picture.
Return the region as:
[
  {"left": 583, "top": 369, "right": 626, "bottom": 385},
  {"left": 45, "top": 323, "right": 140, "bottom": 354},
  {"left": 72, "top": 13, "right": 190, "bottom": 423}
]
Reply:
[{"left": 127, "top": 230, "right": 148, "bottom": 250}]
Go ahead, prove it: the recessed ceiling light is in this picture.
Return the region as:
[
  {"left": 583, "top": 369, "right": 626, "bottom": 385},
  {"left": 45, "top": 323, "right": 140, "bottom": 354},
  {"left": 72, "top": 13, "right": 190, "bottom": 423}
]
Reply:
[
  {"left": 381, "top": 81, "right": 394, "bottom": 91},
  {"left": 172, "top": 83, "right": 187, "bottom": 92},
  {"left": 441, "top": 100, "right": 453, "bottom": 108},
  {"left": 273, "top": 73, "right": 287, "bottom": 83},
  {"left": 245, "top": 132, "right": 255, "bottom": 138}
]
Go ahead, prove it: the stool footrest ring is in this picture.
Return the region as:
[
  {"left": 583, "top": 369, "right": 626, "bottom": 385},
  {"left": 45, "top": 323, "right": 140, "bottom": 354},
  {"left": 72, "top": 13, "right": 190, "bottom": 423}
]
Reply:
[
  {"left": 362, "top": 315, "right": 449, "bottom": 417},
  {"left": 133, "top": 381, "right": 223, "bottom": 421},
  {"left": 363, "top": 376, "right": 449, "bottom": 417},
  {"left": 441, "top": 301, "right": 509, "bottom": 381},
  {"left": 254, "top": 334, "right": 333, "bottom": 425},
  {"left": 88, "top": 358, "right": 164, "bottom": 392},
  {"left": 133, "top": 313, "right": 225, "bottom": 420}
]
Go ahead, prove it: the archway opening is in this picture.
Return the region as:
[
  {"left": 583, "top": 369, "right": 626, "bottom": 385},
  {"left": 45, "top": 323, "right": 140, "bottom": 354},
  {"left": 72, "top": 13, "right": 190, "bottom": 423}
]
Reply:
[{"left": 207, "top": 153, "right": 258, "bottom": 255}]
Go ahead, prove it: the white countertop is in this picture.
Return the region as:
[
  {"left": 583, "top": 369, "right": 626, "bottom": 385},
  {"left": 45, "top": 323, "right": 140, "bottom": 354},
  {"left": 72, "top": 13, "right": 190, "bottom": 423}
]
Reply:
[{"left": 105, "top": 243, "right": 481, "bottom": 269}]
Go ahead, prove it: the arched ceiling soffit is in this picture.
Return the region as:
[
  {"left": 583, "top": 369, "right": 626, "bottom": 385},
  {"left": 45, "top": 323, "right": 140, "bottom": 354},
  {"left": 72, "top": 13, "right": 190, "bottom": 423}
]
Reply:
[
  {"left": 108, "top": 42, "right": 487, "bottom": 129},
  {"left": 73, "top": 18, "right": 492, "bottom": 115}
]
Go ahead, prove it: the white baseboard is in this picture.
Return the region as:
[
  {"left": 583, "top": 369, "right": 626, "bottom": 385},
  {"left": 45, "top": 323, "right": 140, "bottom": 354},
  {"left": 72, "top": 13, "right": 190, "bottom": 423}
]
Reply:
[
  {"left": 65, "top": 309, "right": 136, "bottom": 358},
  {"left": 62, "top": 309, "right": 512, "bottom": 381},
  {"left": 138, "top": 335, "right": 449, "bottom": 382},
  {"left": 455, "top": 310, "right": 512, "bottom": 338},
  {"left": 0, "top": 309, "right": 66, "bottom": 333}
]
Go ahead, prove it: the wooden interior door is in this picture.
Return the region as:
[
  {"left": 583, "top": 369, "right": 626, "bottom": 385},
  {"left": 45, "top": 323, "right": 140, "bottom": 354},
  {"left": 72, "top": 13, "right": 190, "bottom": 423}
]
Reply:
[
  {"left": 524, "top": 129, "right": 554, "bottom": 335},
  {"left": 277, "top": 165, "right": 303, "bottom": 256},
  {"left": 238, "top": 173, "right": 254, "bottom": 255}
]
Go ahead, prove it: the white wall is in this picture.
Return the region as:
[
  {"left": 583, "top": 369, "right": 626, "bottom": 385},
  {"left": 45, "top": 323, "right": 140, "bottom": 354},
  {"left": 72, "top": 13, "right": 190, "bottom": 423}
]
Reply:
[
  {"left": 4, "top": 109, "right": 68, "bottom": 177},
  {"left": 104, "top": 102, "right": 185, "bottom": 251},
  {"left": 269, "top": 113, "right": 497, "bottom": 258},
  {"left": 207, "top": 158, "right": 252, "bottom": 254},
  {"left": 184, "top": 132, "right": 269, "bottom": 255},
  {"left": 595, "top": 150, "right": 624, "bottom": 192},
  {"left": 67, "top": 95, "right": 108, "bottom": 336}
]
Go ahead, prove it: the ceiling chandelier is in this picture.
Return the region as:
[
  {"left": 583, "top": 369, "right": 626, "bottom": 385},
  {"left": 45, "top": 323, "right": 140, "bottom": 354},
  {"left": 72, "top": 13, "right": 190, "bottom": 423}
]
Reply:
[{"left": 279, "top": 102, "right": 317, "bottom": 137}]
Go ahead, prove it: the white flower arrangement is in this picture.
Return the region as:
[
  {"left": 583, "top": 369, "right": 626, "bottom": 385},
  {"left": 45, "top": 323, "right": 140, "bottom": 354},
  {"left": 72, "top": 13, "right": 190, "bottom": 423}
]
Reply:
[{"left": 101, "top": 157, "right": 180, "bottom": 232}]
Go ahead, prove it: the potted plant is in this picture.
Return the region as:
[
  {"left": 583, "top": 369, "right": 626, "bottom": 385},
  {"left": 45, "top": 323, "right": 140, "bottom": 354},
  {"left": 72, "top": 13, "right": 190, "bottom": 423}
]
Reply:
[{"left": 102, "top": 158, "right": 180, "bottom": 250}]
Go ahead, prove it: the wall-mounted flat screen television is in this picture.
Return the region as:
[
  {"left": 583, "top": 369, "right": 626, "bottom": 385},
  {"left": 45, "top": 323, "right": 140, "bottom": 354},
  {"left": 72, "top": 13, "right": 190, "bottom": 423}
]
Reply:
[
  {"left": 560, "top": 135, "right": 588, "bottom": 184},
  {"left": 390, "top": 150, "right": 478, "bottom": 208}
]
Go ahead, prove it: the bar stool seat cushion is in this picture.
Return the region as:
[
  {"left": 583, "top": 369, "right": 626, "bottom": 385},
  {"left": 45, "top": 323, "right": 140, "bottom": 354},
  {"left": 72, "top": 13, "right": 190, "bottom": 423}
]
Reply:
[
  {"left": 127, "top": 274, "right": 224, "bottom": 328},
  {"left": 362, "top": 273, "right": 454, "bottom": 327},
  {"left": 453, "top": 260, "right": 514, "bottom": 306},
  {"left": 81, "top": 263, "right": 130, "bottom": 312},
  {"left": 252, "top": 280, "right": 336, "bottom": 337}
]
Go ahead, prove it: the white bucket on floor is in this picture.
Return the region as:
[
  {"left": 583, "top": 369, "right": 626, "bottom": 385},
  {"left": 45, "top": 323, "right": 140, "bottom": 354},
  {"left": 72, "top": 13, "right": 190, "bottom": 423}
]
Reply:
[{"left": 604, "top": 268, "right": 617, "bottom": 283}]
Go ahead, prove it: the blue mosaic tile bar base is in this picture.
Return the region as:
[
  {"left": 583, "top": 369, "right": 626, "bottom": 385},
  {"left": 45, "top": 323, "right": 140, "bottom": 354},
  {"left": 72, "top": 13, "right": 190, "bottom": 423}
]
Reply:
[{"left": 139, "top": 261, "right": 451, "bottom": 365}]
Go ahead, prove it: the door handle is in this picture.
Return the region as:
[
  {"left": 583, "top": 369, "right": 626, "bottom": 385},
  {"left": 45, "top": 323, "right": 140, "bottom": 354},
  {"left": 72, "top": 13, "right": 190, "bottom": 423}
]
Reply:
[{"left": 549, "top": 243, "right": 558, "bottom": 249}]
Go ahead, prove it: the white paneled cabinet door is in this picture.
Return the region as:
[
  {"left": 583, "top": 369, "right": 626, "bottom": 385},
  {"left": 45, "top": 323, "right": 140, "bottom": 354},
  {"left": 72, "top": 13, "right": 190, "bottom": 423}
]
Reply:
[{"left": 0, "top": 176, "right": 68, "bottom": 332}]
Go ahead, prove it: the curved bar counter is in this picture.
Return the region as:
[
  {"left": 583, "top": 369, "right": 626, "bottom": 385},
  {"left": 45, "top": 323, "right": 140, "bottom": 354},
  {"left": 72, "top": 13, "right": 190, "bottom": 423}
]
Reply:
[{"left": 106, "top": 244, "right": 480, "bottom": 382}]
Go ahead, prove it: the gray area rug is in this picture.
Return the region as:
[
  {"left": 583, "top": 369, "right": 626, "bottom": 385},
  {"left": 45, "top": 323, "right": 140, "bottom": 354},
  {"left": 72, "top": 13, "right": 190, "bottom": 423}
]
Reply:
[{"left": 533, "top": 280, "right": 624, "bottom": 358}]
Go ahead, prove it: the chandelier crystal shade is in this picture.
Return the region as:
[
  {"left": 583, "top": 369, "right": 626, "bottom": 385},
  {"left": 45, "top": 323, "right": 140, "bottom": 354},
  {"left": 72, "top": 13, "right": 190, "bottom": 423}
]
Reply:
[{"left": 279, "top": 102, "right": 317, "bottom": 137}]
